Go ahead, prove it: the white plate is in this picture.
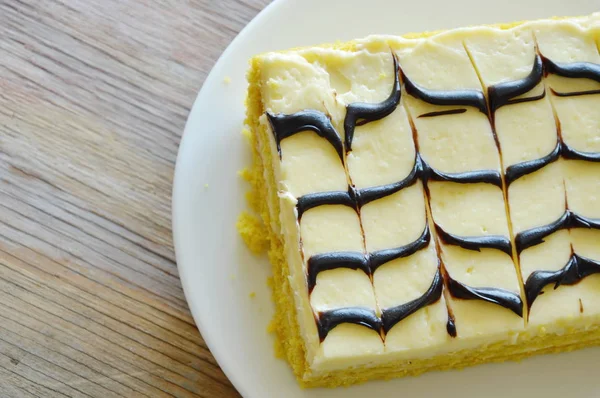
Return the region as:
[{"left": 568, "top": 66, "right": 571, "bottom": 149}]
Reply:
[{"left": 173, "top": 1, "right": 600, "bottom": 396}]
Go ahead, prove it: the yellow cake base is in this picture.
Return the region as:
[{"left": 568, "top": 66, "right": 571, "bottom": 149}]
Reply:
[
  {"left": 238, "top": 16, "right": 600, "bottom": 388},
  {"left": 242, "top": 57, "right": 310, "bottom": 383}
]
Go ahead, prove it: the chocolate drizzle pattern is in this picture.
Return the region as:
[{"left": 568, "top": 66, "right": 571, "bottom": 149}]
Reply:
[
  {"left": 516, "top": 210, "right": 600, "bottom": 254},
  {"left": 307, "top": 252, "right": 368, "bottom": 293},
  {"left": 296, "top": 187, "right": 357, "bottom": 220},
  {"left": 266, "top": 110, "right": 344, "bottom": 161},
  {"left": 306, "top": 225, "right": 433, "bottom": 292},
  {"left": 418, "top": 108, "right": 467, "bottom": 118},
  {"left": 551, "top": 88, "right": 600, "bottom": 97},
  {"left": 435, "top": 224, "right": 513, "bottom": 256},
  {"left": 317, "top": 308, "right": 382, "bottom": 342},
  {"left": 298, "top": 151, "right": 503, "bottom": 216},
  {"left": 503, "top": 136, "right": 600, "bottom": 186},
  {"left": 344, "top": 55, "right": 401, "bottom": 152},
  {"left": 486, "top": 49, "right": 600, "bottom": 310},
  {"left": 447, "top": 277, "right": 524, "bottom": 317},
  {"left": 543, "top": 56, "right": 600, "bottom": 98},
  {"left": 520, "top": 212, "right": 600, "bottom": 309},
  {"left": 525, "top": 253, "right": 600, "bottom": 311},
  {"left": 562, "top": 143, "right": 600, "bottom": 162},
  {"left": 356, "top": 156, "right": 421, "bottom": 206},
  {"left": 402, "top": 70, "right": 488, "bottom": 114},
  {"left": 369, "top": 224, "right": 431, "bottom": 272},
  {"left": 543, "top": 56, "right": 600, "bottom": 82},
  {"left": 505, "top": 140, "right": 561, "bottom": 185},
  {"left": 488, "top": 54, "right": 543, "bottom": 112},
  {"left": 419, "top": 154, "right": 503, "bottom": 187},
  {"left": 381, "top": 267, "right": 444, "bottom": 333},
  {"left": 499, "top": 52, "right": 600, "bottom": 184},
  {"left": 265, "top": 48, "right": 600, "bottom": 342}
]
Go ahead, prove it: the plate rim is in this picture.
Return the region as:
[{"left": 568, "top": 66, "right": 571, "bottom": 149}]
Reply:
[
  {"left": 172, "top": 0, "right": 286, "bottom": 396},
  {"left": 172, "top": 2, "right": 600, "bottom": 397}
]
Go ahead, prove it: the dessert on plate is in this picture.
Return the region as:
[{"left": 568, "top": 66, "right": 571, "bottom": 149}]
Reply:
[{"left": 240, "top": 13, "right": 600, "bottom": 387}]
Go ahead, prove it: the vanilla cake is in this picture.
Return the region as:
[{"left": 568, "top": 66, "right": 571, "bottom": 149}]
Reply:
[{"left": 240, "top": 13, "right": 600, "bottom": 387}]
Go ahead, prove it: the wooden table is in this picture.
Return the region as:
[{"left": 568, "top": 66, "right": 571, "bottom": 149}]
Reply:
[{"left": 1, "top": 0, "right": 269, "bottom": 396}]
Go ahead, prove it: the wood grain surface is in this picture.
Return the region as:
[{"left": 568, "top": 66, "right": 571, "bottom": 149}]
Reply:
[{"left": 0, "top": 0, "right": 270, "bottom": 396}]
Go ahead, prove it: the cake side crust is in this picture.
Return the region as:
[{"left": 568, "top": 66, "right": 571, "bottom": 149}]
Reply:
[
  {"left": 243, "top": 56, "right": 310, "bottom": 382},
  {"left": 303, "top": 323, "right": 600, "bottom": 387}
]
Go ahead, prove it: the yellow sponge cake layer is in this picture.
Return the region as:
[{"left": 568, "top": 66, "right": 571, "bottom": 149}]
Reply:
[{"left": 241, "top": 13, "right": 600, "bottom": 387}]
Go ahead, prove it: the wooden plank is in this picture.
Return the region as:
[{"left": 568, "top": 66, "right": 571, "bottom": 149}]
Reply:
[{"left": 0, "top": 0, "right": 271, "bottom": 396}]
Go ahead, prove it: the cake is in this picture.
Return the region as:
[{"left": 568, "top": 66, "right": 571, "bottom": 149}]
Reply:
[{"left": 240, "top": 13, "right": 600, "bottom": 387}]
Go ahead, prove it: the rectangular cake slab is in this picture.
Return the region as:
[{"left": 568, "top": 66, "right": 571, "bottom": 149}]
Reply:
[{"left": 242, "top": 13, "right": 600, "bottom": 387}]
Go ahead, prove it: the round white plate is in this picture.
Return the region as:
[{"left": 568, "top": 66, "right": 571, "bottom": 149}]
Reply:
[{"left": 173, "top": 1, "right": 600, "bottom": 396}]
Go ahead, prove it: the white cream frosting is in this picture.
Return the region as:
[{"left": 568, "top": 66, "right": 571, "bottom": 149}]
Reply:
[{"left": 347, "top": 105, "right": 415, "bottom": 189}]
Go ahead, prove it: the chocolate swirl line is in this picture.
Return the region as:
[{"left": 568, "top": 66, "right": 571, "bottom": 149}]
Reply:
[
  {"left": 369, "top": 224, "right": 431, "bottom": 272},
  {"left": 296, "top": 153, "right": 502, "bottom": 217},
  {"left": 296, "top": 187, "right": 357, "bottom": 220},
  {"left": 317, "top": 307, "right": 382, "bottom": 342},
  {"left": 381, "top": 266, "right": 444, "bottom": 333},
  {"left": 435, "top": 224, "right": 513, "bottom": 256},
  {"left": 505, "top": 139, "right": 561, "bottom": 185},
  {"left": 344, "top": 54, "right": 402, "bottom": 152},
  {"left": 504, "top": 134, "right": 600, "bottom": 186},
  {"left": 359, "top": 153, "right": 503, "bottom": 206},
  {"left": 488, "top": 54, "right": 543, "bottom": 112},
  {"left": 525, "top": 253, "right": 600, "bottom": 311},
  {"left": 502, "top": 88, "right": 547, "bottom": 107},
  {"left": 402, "top": 70, "right": 488, "bottom": 114},
  {"left": 316, "top": 265, "right": 446, "bottom": 339},
  {"left": 307, "top": 252, "right": 369, "bottom": 293},
  {"left": 307, "top": 224, "right": 431, "bottom": 291},
  {"left": 561, "top": 142, "right": 600, "bottom": 162},
  {"left": 550, "top": 88, "right": 600, "bottom": 97},
  {"left": 420, "top": 154, "right": 503, "bottom": 187},
  {"left": 266, "top": 110, "right": 344, "bottom": 161},
  {"left": 516, "top": 210, "right": 600, "bottom": 254},
  {"left": 356, "top": 155, "right": 421, "bottom": 207},
  {"left": 543, "top": 57, "right": 600, "bottom": 82},
  {"left": 425, "top": 168, "right": 503, "bottom": 187},
  {"left": 447, "top": 276, "right": 524, "bottom": 317},
  {"left": 418, "top": 108, "right": 467, "bottom": 118}
]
